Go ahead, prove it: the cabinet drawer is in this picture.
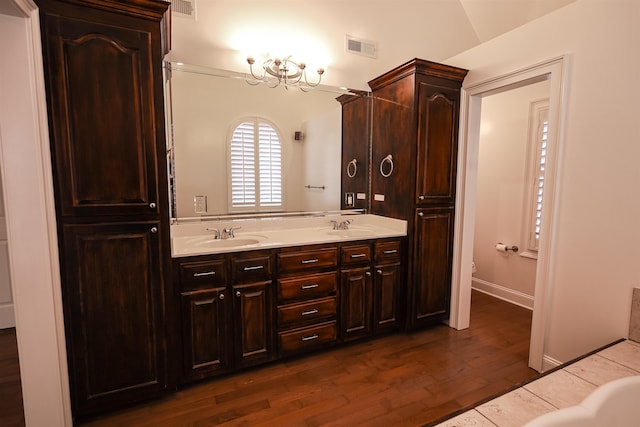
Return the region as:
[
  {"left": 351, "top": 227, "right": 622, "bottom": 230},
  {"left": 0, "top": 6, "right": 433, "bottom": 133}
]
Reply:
[
  {"left": 278, "top": 271, "right": 337, "bottom": 302},
  {"left": 375, "top": 240, "right": 401, "bottom": 263},
  {"left": 232, "top": 254, "right": 273, "bottom": 283},
  {"left": 179, "top": 259, "right": 227, "bottom": 289},
  {"left": 278, "top": 321, "right": 337, "bottom": 355},
  {"left": 277, "top": 296, "right": 337, "bottom": 328},
  {"left": 278, "top": 247, "right": 337, "bottom": 273},
  {"left": 341, "top": 244, "right": 371, "bottom": 265}
]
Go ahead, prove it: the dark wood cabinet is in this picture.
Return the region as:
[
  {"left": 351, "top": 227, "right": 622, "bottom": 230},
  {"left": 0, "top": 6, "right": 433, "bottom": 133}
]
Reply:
[
  {"left": 339, "top": 93, "right": 371, "bottom": 210},
  {"left": 340, "top": 266, "right": 373, "bottom": 341},
  {"left": 373, "top": 240, "right": 403, "bottom": 332},
  {"left": 412, "top": 207, "right": 455, "bottom": 327},
  {"left": 367, "top": 59, "right": 467, "bottom": 330},
  {"left": 35, "top": 0, "right": 171, "bottom": 418}
]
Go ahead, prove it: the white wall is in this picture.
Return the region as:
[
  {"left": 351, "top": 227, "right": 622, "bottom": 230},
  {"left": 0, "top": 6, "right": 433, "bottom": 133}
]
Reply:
[
  {"left": 448, "top": 0, "right": 640, "bottom": 363},
  {"left": 171, "top": 70, "right": 341, "bottom": 216},
  {"left": 473, "top": 81, "right": 549, "bottom": 307}
]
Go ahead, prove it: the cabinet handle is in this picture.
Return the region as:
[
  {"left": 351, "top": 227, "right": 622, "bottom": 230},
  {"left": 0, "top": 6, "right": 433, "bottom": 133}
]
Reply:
[
  {"left": 377, "top": 269, "right": 383, "bottom": 275},
  {"left": 366, "top": 271, "right": 371, "bottom": 277},
  {"left": 243, "top": 265, "right": 264, "bottom": 271},
  {"left": 301, "top": 334, "right": 319, "bottom": 342},
  {"left": 418, "top": 212, "right": 424, "bottom": 217},
  {"left": 301, "top": 258, "right": 319, "bottom": 264},
  {"left": 193, "top": 271, "right": 216, "bottom": 277},
  {"left": 350, "top": 253, "right": 366, "bottom": 258},
  {"left": 235, "top": 291, "right": 241, "bottom": 297},
  {"left": 150, "top": 227, "right": 158, "bottom": 233},
  {"left": 383, "top": 249, "right": 398, "bottom": 254},
  {"left": 301, "top": 309, "right": 319, "bottom": 316},
  {"left": 194, "top": 298, "right": 215, "bottom": 305},
  {"left": 301, "top": 284, "right": 319, "bottom": 290},
  {"left": 219, "top": 293, "right": 225, "bottom": 300},
  {"left": 149, "top": 202, "right": 157, "bottom": 208}
]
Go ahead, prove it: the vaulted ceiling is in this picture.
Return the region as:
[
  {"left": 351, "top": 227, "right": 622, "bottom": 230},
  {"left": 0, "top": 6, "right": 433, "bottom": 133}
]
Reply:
[{"left": 169, "top": 0, "right": 576, "bottom": 90}]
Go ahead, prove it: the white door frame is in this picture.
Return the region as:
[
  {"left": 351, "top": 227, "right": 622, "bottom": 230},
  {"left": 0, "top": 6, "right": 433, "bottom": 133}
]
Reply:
[
  {"left": 1, "top": 1, "right": 72, "bottom": 425},
  {"left": 449, "top": 56, "right": 569, "bottom": 372}
]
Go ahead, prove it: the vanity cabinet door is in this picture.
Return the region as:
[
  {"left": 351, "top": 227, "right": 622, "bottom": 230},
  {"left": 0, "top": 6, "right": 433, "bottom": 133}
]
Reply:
[
  {"left": 231, "top": 281, "right": 275, "bottom": 369},
  {"left": 340, "top": 267, "right": 373, "bottom": 341},
  {"left": 373, "top": 263, "right": 401, "bottom": 333},
  {"left": 61, "top": 222, "right": 167, "bottom": 416},
  {"left": 180, "top": 288, "right": 230, "bottom": 382}
]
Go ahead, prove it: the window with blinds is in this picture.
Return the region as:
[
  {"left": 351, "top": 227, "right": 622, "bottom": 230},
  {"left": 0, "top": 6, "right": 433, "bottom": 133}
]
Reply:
[
  {"left": 230, "top": 119, "right": 282, "bottom": 210},
  {"left": 526, "top": 102, "right": 549, "bottom": 253}
]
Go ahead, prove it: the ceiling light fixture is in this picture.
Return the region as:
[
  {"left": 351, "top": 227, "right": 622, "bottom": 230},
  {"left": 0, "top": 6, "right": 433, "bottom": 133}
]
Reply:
[{"left": 246, "top": 55, "right": 324, "bottom": 91}]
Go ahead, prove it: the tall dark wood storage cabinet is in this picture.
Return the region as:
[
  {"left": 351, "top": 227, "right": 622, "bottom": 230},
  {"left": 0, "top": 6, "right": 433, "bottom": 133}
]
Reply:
[
  {"left": 368, "top": 59, "right": 467, "bottom": 330},
  {"left": 35, "top": 0, "right": 172, "bottom": 418},
  {"left": 338, "top": 93, "right": 371, "bottom": 211}
]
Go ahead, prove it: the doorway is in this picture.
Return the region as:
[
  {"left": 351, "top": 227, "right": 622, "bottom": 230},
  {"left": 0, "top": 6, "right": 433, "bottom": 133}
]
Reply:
[{"left": 450, "top": 56, "right": 568, "bottom": 373}]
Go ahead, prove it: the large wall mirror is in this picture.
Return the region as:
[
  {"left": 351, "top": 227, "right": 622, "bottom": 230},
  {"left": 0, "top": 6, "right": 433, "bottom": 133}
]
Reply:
[{"left": 167, "top": 62, "right": 369, "bottom": 220}]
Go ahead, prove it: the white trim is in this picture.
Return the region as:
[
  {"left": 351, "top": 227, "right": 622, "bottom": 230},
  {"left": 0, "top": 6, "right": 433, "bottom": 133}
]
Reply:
[
  {"left": 450, "top": 55, "right": 570, "bottom": 373},
  {"left": 1, "top": 1, "right": 72, "bottom": 425},
  {"left": 472, "top": 278, "right": 534, "bottom": 310},
  {"left": 542, "top": 355, "right": 563, "bottom": 371}
]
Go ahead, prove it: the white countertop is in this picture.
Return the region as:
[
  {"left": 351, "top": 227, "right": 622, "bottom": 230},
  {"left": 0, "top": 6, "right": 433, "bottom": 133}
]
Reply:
[{"left": 171, "top": 214, "right": 407, "bottom": 257}]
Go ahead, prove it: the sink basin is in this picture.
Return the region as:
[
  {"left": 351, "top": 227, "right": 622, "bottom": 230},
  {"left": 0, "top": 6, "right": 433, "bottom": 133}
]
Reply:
[
  {"left": 193, "top": 237, "right": 263, "bottom": 248},
  {"left": 326, "top": 229, "right": 374, "bottom": 238}
]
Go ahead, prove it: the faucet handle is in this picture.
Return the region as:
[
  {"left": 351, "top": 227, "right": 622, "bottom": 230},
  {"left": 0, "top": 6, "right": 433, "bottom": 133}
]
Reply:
[
  {"left": 329, "top": 220, "right": 339, "bottom": 230},
  {"left": 340, "top": 219, "right": 353, "bottom": 230}
]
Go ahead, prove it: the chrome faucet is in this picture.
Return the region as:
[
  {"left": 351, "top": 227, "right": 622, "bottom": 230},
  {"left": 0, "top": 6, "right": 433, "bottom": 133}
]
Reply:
[
  {"left": 221, "top": 226, "right": 241, "bottom": 239},
  {"left": 329, "top": 219, "right": 353, "bottom": 230},
  {"left": 206, "top": 227, "right": 221, "bottom": 239}
]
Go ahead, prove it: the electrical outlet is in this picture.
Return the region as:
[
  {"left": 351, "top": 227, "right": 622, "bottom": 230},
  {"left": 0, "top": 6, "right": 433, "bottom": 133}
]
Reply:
[{"left": 194, "top": 195, "right": 207, "bottom": 213}]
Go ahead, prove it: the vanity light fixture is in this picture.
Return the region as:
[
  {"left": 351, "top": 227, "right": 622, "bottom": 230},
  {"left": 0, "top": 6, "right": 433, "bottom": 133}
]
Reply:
[{"left": 246, "top": 55, "right": 324, "bottom": 91}]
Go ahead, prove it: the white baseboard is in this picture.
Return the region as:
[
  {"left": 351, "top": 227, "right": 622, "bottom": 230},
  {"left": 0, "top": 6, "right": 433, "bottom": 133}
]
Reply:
[
  {"left": 542, "top": 354, "right": 562, "bottom": 371},
  {"left": 472, "top": 278, "right": 534, "bottom": 310},
  {"left": 0, "top": 304, "right": 15, "bottom": 329}
]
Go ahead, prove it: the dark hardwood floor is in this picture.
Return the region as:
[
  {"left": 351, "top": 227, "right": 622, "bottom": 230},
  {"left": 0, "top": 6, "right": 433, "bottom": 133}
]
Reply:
[
  {"left": 0, "top": 291, "right": 537, "bottom": 427},
  {"left": 0, "top": 328, "right": 24, "bottom": 427}
]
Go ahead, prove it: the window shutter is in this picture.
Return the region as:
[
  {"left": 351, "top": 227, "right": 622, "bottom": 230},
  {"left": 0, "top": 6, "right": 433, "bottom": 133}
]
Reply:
[
  {"left": 529, "top": 112, "right": 548, "bottom": 250},
  {"left": 258, "top": 123, "right": 282, "bottom": 206},
  {"left": 230, "top": 122, "right": 256, "bottom": 208}
]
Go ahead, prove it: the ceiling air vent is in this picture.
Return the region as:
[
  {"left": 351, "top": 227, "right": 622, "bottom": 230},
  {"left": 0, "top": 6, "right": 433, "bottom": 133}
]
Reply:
[
  {"left": 345, "top": 35, "right": 377, "bottom": 59},
  {"left": 170, "top": 0, "right": 196, "bottom": 19}
]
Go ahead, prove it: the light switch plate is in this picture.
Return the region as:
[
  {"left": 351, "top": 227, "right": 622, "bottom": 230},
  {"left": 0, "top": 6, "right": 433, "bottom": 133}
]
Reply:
[{"left": 194, "top": 195, "right": 207, "bottom": 213}]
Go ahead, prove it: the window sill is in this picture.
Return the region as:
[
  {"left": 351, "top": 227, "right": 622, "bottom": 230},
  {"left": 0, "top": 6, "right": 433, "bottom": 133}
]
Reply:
[{"left": 519, "top": 250, "right": 538, "bottom": 260}]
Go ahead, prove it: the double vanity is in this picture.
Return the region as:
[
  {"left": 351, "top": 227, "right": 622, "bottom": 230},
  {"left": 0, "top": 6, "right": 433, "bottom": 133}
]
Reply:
[{"left": 171, "top": 213, "right": 407, "bottom": 384}]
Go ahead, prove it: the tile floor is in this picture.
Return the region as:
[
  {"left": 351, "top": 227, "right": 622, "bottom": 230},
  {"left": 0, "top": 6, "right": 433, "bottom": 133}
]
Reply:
[{"left": 434, "top": 339, "right": 640, "bottom": 427}]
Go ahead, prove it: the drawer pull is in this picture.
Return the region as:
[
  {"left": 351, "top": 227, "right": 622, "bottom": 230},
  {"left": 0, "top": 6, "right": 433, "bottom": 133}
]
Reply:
[
  {"left": 383, "top": 249, "right": 398, "bottom": 254},
  {"left": 301, "top": 258, "right": 319, "bottom": 264},
  {"left": 243, "top": 265, "right": 264, "bottom": 271},
  {"left": 193, "top": 271, "right": 216, "bottom": 277},
  {"left": 351, "top": 253, "right": 366, "bottom": 258},
  {"left": 377, "top": 269, "right": 383, "bottom": 275},
  {"left": 301, "top": 284, "right": 319, "bottom": 290},
  {"left": 301, "top": 334, "right": 319, "bottom": 342},
  {"left": 194, "top": 298, "right": 215, "bottom": 305},
  {"left": 301, "top": 309, "right": 319, "bottom": 316}
]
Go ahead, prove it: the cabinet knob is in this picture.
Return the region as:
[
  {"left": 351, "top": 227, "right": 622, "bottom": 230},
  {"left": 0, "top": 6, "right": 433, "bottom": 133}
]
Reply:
[
  {"left": 235, "top": 291, "right": 241, "bottom": 297},
  {"left": 219, "top": 293, "right": 225, "bottom": 300},
  {"left": 418, "top": 212, "right": 424, "bottom": 217},
  {"left": 377, "top": 269, "right": 383, "bottom": 275},
  {"left": 365, "top": 271, "right": 371, "bottom": 277},
  {"left": 149, "top": 202, "right": 157, "bottom": 209},
  {"left": 418, "top": 195, "right": 425, "bottom": 201},
  {"left": 150, "top": 227, "right": 158, "bottom": 233}
]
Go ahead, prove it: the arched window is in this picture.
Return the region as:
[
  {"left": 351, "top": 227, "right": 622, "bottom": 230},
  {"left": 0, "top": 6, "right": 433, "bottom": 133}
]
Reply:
[{"left": 229, "top": 118, "right": 282, "bottom": 211}]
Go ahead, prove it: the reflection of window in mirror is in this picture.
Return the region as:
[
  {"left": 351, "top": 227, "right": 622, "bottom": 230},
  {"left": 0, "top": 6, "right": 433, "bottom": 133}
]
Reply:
[{"left": 229, "top": 117, "right": 283, "bottom": 211}]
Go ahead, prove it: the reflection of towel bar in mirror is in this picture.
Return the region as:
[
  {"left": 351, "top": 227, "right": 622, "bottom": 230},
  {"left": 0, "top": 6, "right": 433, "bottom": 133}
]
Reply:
[
  {"left": 305, "top": 185, "right": 326, "bottom": 190},
  {"left": 346, "top": 159, "right": 358, "bottom": 178},
  {"left": 380, "top": 154, "right": 394, "bottom": 178}
]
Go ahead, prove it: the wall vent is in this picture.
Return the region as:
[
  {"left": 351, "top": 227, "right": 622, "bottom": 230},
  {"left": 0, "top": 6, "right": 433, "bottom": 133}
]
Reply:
[
  {"left": 345, "top": 35, "right": 377, "bottom": 59},
  {"left": 170, "top": 0, "right": 196, "bottom": 19}
]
